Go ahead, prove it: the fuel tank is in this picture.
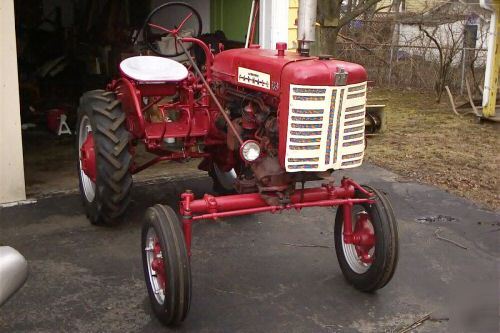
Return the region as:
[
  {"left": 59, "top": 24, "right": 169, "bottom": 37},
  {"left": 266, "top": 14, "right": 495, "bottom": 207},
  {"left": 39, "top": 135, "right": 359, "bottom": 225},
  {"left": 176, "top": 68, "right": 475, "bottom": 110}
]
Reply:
[{"left": 211, "top": 47, "right": 367, "bottom": 96}]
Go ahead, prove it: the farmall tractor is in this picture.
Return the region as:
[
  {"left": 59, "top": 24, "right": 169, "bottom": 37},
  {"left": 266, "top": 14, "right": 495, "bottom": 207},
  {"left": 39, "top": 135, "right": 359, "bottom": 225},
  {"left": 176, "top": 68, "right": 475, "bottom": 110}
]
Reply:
[{"left": 76, "top": 0, "right": 398, "bottom": 326}]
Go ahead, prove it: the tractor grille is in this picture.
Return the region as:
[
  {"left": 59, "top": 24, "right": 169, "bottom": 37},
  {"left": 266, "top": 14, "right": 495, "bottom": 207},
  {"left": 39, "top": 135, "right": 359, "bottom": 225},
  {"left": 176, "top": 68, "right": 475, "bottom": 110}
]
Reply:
[{"left": 285, "top": 82, "right": 367, "bottom": 172}]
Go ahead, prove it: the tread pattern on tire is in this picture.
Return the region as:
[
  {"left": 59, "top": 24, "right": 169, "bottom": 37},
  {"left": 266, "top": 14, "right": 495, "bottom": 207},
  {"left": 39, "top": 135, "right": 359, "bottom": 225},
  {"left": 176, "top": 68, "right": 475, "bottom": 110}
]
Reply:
[
  {"left": 77, "top": 90, "right": 132, "bottom": 225},
  {"left": 369, "top": 186, "right": 399, "bottom": 290}
]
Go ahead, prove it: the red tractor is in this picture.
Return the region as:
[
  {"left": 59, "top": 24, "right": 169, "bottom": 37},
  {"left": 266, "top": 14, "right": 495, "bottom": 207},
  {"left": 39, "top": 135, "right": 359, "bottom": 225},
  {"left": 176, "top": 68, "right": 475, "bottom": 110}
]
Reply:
[{"left": 76, "top": 1, "right": 398, "bottom": 326}]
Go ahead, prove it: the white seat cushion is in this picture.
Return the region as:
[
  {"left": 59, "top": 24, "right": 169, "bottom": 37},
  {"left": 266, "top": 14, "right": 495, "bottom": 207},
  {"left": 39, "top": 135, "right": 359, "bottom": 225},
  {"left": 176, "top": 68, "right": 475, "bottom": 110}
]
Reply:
[{"left": 120, "top": 56, "right": 188, "bottom": 82}]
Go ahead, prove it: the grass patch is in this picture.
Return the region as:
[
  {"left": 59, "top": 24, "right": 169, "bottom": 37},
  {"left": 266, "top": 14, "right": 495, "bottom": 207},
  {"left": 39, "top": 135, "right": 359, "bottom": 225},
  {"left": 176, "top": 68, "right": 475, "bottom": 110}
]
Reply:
[{"left": 366, "top": 88, "right": 499, "bottom": 210}]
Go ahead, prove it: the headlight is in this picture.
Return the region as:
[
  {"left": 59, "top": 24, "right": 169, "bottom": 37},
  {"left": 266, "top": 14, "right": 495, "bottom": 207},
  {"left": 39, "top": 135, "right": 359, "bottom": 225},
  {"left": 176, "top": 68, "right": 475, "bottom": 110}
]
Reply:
[{"left": 240, "top": 140, "right": 261, "bottom": 162}]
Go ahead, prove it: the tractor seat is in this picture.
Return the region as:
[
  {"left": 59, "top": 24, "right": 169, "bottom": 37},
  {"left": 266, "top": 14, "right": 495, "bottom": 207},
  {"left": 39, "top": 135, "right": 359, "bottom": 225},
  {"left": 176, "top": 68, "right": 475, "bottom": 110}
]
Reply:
[{"left": 119, "top": 56, "right": 188, "bottom": 82}]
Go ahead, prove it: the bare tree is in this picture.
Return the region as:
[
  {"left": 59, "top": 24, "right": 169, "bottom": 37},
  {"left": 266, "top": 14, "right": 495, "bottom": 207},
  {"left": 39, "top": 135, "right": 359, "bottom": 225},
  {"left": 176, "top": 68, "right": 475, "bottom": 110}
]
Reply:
[
  {"left": 419, "top": 22, "right": 464, "bottom": 103},
  {"left": 316, "top": 0, "right": 384, "bottom": 55}
]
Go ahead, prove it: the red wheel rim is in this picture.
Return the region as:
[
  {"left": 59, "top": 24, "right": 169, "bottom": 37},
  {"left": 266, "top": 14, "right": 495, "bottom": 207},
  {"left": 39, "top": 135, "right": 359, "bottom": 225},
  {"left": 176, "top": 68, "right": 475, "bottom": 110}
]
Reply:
[
  {"left": 151, "top": 239, "right": 167, "bottom": 291},
  {"left": 352, "top": 212, "right": 375, "bottom": 264},
  {"left": 341, "top": 210, "right": 376, "bottom": 273},
  {"left": 145, "top": 228, "right": 167, "bottom": 304},
  {"left": 78, "top": 115, "right": 96, "bottom": 202},
  {"left": 80, "top": 133, "right": 97, "bottom": 183}
]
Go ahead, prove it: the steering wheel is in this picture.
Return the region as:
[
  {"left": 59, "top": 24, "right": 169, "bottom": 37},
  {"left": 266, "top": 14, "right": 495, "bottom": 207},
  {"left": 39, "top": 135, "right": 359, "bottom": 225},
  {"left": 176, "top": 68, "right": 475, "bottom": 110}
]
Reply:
[{"left": 142, "top": 2, "right": 202, "bottom": 57}]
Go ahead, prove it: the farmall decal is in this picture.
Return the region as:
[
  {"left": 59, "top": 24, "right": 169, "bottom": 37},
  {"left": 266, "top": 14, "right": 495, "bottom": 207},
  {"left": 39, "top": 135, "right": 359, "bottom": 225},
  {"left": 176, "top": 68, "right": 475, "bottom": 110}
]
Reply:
[{"left": 237, "top": 67, "right": 270, "bottom": 90}]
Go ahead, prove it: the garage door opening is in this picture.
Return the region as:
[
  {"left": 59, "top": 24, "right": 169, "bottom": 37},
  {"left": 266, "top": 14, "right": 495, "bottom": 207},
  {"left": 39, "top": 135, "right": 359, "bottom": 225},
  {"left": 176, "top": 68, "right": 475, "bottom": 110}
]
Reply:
[{"left": 14, "top": 0, "right": 258, "bottom": 198}]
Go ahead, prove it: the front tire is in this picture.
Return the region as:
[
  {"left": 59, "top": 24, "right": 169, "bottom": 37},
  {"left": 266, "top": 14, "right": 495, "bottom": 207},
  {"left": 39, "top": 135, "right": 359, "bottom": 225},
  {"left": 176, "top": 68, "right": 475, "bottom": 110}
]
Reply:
[
  {"left": 334, "top": 185, "right": 399, "bottom": 292},
  {"left": 142, "top": 205, "right": 191, "bottom": 326},
  {"left": 76, "top": 90, "right": 132, "bottom": 226}
]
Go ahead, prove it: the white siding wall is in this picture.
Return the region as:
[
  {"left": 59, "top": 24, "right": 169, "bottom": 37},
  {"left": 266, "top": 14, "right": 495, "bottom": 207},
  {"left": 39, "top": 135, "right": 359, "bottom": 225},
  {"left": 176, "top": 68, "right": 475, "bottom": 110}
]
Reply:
[
  {"left": 398, "top": 20, "right": 489, "bottom": 66},
  {"left": 259, "top": 0, "right": 289, "bottom": 49},
  {"left": 0, "top": 0, "right": 26, "bottom": 203}
]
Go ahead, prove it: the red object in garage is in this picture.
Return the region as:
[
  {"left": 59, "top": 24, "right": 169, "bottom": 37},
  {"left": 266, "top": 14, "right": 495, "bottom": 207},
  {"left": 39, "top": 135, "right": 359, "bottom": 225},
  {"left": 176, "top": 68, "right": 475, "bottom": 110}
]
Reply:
[{"left": 46, "top": 108, "right": 66, "bottom": 134}]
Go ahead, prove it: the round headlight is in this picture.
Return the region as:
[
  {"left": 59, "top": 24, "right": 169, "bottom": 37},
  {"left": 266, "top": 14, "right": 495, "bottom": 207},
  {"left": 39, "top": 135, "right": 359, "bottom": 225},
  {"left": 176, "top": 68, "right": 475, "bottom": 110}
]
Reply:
[{"left": 240, "top": 140, "right": 261, "bottom": 162}]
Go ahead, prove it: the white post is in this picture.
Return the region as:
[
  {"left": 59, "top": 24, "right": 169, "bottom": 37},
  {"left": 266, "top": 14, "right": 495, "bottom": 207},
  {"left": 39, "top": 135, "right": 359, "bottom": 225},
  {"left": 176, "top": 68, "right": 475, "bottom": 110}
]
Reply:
[
  {"left": 259, "top": 0, "right": 289, "bottom": 49},
  {"left": 482, "top": 11, "right": 496, "bottom": 108},
  {"left": 0, "top": 0, "right": 26, "bottom": 203}
]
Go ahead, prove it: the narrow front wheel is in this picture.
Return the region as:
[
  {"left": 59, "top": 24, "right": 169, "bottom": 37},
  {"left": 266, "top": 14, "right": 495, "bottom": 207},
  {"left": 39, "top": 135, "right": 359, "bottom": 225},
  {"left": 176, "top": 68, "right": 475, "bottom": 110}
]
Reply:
[
  {"left": 141, "top": 205, "right": 191, "bottom": 326},
  {"left": 334, "top": 185, "right": 399, "bottom": 292}
]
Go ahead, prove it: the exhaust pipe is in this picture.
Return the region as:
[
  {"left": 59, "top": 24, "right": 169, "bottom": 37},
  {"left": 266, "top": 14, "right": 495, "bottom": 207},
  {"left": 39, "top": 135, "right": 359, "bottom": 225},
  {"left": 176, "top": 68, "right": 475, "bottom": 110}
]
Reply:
[{"left": 297, "top": 0, "right": 317, "bottom": 56}]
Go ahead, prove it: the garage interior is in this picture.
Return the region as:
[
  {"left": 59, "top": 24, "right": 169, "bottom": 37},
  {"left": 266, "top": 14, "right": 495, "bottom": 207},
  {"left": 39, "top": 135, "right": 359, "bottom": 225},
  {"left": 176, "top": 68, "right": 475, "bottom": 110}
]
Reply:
[{"left": 15, "top": 0, "right": 256, "bottom": 197}]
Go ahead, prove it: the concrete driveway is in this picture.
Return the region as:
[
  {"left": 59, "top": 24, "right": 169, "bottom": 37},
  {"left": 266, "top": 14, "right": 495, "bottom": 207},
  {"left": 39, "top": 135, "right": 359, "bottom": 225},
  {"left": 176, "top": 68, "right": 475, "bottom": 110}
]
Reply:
[{"left": 0, "top": 164, "right": 498, "bottom": 332}]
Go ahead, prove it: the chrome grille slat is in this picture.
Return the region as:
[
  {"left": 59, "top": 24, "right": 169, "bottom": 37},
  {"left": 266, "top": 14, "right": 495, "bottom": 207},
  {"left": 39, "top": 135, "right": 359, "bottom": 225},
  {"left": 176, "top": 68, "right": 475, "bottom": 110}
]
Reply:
[
  {"left": 347, "top": 92, "right": 365, "bottom": 99},
  {"left": 345, "top": 105, "right": 365, "bottom": 113},
  {"left": 345, "top": 111, "right": 365, "bottom": 119},
  {"left": 344, "top": 125, "right": 364, "bottom": 133},
  {"left": 342, "top": 152, "right": 363, "bottom": 160},
  {"left": 288, "top": 157, "right": 320, "bottom": 162},
  {"left": 291, "top": 116, "right": 324, "bottom": 122},
  {"left": 291, "top": 108, "right": 324, "bottom": 115},
  {"left": 289, "top": 131, "right": 322, "bottom": 137},
  {"left": 290, "top": 137, "right": 322, "bottom": 143},
  {"left": 288, "top": 164, "right": 319, "bottom": 169},
  {"left": 348, "top": 85, "right": 365, "bottom": 92},
  {"left": 344, "top": 118, "right": 364, "bottom": 126},
  {"left": 343, "top": 132, "right": 364, "bottom": 141},
  {"left": 292, "top": 87, "right": 327, "bottom": 94},
  {"left": 292, "top": 95, "right": 326, "bottom": 101}
]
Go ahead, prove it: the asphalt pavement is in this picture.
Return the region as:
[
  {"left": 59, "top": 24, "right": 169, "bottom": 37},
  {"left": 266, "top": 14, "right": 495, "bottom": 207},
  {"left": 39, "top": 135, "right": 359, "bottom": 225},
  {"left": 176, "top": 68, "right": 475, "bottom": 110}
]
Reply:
[{"left": 0, "top": 163, "right": 498, "bottom": 332}]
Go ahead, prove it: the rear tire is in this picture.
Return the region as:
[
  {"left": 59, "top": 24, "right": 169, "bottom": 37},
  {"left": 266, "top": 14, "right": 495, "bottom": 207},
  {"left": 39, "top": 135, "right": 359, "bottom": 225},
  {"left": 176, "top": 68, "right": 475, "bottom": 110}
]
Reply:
[
  {"left": 142, "top": 205, "right": 191, "bottom": 326},
  {"left": 76, "top": 90, "right": 132, "bottom": 226},
  {"left": 334, "top": 185, "right": 399, "bottom": 292}
]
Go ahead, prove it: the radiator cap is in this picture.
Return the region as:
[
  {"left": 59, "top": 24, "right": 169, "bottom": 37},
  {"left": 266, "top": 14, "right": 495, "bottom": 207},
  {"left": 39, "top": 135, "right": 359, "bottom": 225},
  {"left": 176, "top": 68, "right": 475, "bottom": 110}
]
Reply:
[{"left": 276, "top": 42, "right": 287, "bottom": 56}]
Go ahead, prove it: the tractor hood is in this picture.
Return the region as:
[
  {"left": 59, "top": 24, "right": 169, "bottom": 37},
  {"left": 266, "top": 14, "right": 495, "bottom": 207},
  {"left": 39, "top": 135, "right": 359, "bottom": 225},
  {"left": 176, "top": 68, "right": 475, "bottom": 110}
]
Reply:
[{"left": 211, "top": 48, "right": 367, "bottom": 96}]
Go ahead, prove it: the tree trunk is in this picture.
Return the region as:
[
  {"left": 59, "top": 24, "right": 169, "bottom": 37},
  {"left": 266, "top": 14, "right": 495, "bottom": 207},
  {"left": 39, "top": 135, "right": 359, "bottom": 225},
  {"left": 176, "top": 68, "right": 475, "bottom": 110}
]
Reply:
[
  {"left": 317, "top": 0, "right": 340, "bottom": 56},
  {"left": 316, "top": 0, "right": 383, "bottom": 56},
  {"left": 318, "top": 27, "right": 340, "bottom": 56}
]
